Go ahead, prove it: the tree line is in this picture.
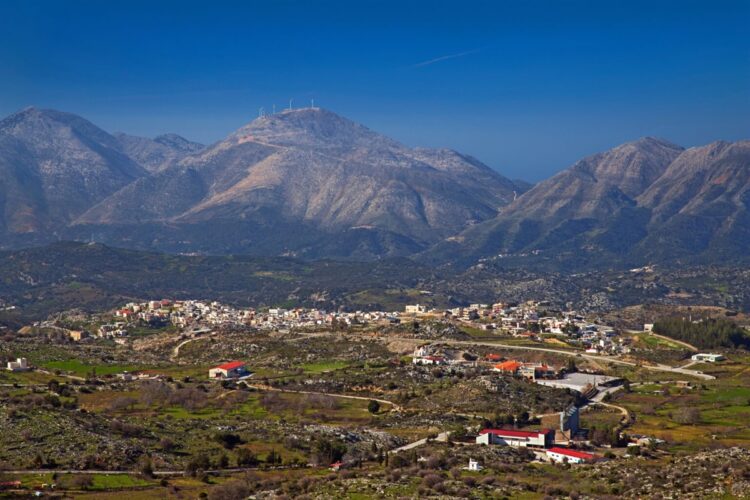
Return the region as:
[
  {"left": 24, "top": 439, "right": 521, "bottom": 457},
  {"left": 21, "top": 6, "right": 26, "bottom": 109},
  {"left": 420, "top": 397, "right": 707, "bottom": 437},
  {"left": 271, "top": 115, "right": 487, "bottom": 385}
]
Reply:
[{"left": 652, "top": 317, "right": 750, "bottom": 350}]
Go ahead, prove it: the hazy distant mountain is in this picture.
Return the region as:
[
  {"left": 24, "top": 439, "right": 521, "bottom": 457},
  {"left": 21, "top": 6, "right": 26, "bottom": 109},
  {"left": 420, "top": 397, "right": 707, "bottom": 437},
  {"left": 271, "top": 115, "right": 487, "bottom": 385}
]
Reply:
[
  {"left": 75, "top": 108, "right": 523, "bottom": 258},
  {"left": 114, "top": 132, "right": 204, "bottom": 172},
  {"left": 425, "top": 137, "right": 750, "bottom": 268},
  {"left": 0, "top": 107, "right": 146, "bottom": 236},
  {"left": 1, "top": 105, "right": 747, "bottom": 267},
  {"left": 634, "top": 140, "right": 750, "bottom": 262}
]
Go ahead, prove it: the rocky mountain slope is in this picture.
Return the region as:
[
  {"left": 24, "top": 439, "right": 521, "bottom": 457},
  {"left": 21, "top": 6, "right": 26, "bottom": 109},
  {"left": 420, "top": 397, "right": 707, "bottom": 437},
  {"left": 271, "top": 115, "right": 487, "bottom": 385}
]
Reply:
[
  {"left": 425, "top": 138, "right": 750, "bottom": 268},
  {"left": 0, "top": 107, "right": 146, "bottom": 236},
  {"left": 73, "top": 108, "right": 523, "bottom": 258},
  {"left": 114, "top": 132, "right": 204, "bottom": 172},
  {"left": 0, "top": 105, "right": 747, "bottom": 268},
  {"left": 634, "top": 140, "right": 750, "bottom": 261}
]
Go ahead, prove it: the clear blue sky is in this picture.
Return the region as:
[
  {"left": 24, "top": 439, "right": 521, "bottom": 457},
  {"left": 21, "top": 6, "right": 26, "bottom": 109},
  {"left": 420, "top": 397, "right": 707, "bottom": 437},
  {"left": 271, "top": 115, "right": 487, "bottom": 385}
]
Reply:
[{"left": 1, "top": 0, "right": 748, "bottom": 181}]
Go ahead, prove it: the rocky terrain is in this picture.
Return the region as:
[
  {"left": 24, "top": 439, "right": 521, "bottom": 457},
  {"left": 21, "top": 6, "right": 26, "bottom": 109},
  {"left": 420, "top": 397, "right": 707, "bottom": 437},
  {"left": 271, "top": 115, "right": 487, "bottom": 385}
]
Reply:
[
  {"left": 426, "top": 138, "right": 750, "bottom": 269},
  {"left": 113, "top": 132, "right": 204, "bottom": 172},
  {"left": 0, "top": 106, "right": 748, "bottom": 267},
  {"left": 582, "top": 447, "right": 750, "bottom": 498},
  {"left": 0, "top": 108, "right": 145, "bottom": 235},
  {"left": 74, "top": 108, "right": 523, "bottom": 259}
]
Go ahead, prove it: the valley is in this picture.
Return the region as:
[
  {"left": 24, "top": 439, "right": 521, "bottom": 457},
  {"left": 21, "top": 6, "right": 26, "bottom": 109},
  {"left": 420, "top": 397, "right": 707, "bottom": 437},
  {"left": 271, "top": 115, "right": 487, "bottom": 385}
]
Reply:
[{"left": 1, "top": 296, "right": 749, "bottom": 498}]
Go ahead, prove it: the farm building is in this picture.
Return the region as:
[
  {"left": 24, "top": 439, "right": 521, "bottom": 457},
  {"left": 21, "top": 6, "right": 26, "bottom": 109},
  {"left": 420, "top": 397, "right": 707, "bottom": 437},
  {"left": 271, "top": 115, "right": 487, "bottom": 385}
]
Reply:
[
  {"left": 691, "top": 353, "right": 725, "bottom": 363},
  {"left": 475, "top": 428, "right": 554, "bottom": 448},
  {"left": 6, "top": 358, "right": 29, "bottom": 372},
  {"left": 208, "top": 361, "right": 249, "bottom": 379},
  {"left": 546, "top": 447, "right": 599, "bottom": 464}
]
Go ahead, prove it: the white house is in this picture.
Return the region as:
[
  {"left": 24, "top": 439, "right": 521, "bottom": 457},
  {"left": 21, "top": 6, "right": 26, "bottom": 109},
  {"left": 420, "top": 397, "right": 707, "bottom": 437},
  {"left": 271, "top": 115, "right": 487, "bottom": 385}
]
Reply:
[
  {"left": 208, "top": 361, "right": 249, "bottom": 379},
  {"left": 413, "top": 345, "right": 432, "bottom": 358},
  {"left": 412, "top": 355, "right": 446, "bottom": 366},
  {"left": 6, "top": 358, "right": 29, "bottom": 372},
  {"left": 466, "top": 458, "right": 482, "bottom": 471},
  {"left": 546, "top": 447, "right": 598, "bottom": 464},
  {"left": 691, "top": 353, "right": 725, "bottom": 363},
  {"left": 475, "top": 428, "right": 554, "bottom": 448},
  {"left": 405, "top": 304, "right": 427, "bottom": 314}
]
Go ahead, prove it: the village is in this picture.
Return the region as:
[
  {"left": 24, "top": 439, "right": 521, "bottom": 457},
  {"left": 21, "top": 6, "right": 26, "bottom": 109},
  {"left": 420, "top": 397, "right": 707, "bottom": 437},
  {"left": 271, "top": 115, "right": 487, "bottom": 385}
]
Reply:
[
  {"left": 1, "top": 295, "right": 747, "bottom": 499},
  {"left": 52, "top": 298, "right": 630, "bottom": 359}
]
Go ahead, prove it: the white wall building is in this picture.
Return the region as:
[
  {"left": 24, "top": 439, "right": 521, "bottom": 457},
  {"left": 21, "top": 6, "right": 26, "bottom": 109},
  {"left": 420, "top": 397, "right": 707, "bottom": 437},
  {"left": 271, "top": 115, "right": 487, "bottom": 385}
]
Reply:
[
  {"left": 546, "top": 447, "right": 598, "bottom": 464},
  {"left": 475, "top": 429, "right": 553, "bottom": 448},
  {"left": 6, "top": 358, "right": 29, "bottom": 372},
  {"left": 691, "top": 353, "right": 725, "bottom": 363}
]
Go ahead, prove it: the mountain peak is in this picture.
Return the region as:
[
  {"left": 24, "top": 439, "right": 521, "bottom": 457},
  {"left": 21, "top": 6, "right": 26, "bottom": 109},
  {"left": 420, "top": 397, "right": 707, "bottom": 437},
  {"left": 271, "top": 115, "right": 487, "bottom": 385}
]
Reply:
[
  {"left": 231, "top": 107, "right": 399, "bottom": 150},
  {"left": 0, "top": 107, "right": 116, "bottom": 148},
  {"left": 629, "top": 136, "right": 682, "bottom": 149}
]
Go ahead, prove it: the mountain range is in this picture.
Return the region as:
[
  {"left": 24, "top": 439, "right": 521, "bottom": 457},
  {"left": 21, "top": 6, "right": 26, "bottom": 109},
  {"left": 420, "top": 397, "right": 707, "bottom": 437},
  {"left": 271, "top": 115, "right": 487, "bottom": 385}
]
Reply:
[{"left": 0, "top": 106, "right": 747, "bottom": 268}]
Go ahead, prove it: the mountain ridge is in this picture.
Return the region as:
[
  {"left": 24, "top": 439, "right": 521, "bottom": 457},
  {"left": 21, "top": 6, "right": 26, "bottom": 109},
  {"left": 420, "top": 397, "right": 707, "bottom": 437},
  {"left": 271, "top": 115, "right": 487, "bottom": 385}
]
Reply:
[
  {"left": 424, "top": 137, "right": 750, "bottom": 268},
  {"left": 73, "top": 107, "right": 524, "bottom": 258},
  {"left": 0, "top": 105, "right": 747, "bottom": 269},
  {"left": 0, "top": 107, "right": 146, "bottom": 234}
]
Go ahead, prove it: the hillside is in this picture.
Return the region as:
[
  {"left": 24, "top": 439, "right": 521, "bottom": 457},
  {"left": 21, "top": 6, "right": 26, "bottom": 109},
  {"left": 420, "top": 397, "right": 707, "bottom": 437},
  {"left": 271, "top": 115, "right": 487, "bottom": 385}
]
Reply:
[
  {"left": 0, "top": 242, "right": 443, "bottom": 319},
  {"left": 73, "top": 108, "right": 523, "bottom": 258},
  {"left": 425, "top": 138, "right": 750, "bottom": 268},
  {"left": 0, "top": 107, "right": 146, "bottom": 237},
  {"left": 114, "top": 132, "right": 204, "bottom": 172}
]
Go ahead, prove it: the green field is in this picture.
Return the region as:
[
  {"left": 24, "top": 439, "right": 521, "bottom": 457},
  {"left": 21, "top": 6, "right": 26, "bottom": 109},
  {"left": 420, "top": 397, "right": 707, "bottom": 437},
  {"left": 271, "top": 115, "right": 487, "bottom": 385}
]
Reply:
[
  {"left": 301, "top": 360, "right": 350, "bottom": 373},
  {"left": 633, "top": 332, "right": 685, "bottom": 350},
  {"left": 88, "top": 474, "right": 154, "bottom": 490},
  {"left": 43, "top": 359, "right": 143, "bottom": 377},
  {"left": 616, "top": 359, "right": 750, "bottom": 449}
]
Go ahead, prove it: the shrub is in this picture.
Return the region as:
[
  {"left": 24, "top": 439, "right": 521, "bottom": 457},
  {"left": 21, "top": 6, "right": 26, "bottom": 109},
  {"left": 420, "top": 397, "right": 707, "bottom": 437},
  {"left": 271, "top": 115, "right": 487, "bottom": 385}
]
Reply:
[{"left": 367, "top": 400, "right": 380, "bottom": 414}]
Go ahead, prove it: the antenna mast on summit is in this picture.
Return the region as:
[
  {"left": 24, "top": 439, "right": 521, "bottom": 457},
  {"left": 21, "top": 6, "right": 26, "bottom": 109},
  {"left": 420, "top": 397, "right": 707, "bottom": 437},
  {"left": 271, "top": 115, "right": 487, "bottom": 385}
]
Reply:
[
  {"left": 258, "top": 107, "right": 265, "bottom": 118},
  {"left": 288, "top": 98, "right": 293, "bottom": 111},
  {"left": 272, "top": 104, "right": 276, "bottom": 114},
  {"left": 311, "top": 98, "right": 315, "bottom": 108}
]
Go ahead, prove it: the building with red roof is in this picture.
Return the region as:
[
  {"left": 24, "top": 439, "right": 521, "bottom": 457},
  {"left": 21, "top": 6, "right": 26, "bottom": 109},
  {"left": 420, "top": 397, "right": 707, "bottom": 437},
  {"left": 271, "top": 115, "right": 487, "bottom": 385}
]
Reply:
[
  {"left": 546, "top": 447, "right": 599, "bottom": 464},
  {"left": 476, "top": 428, "right": 554, "bottom": 448},
  {"left": 208, "top": 360, "right": 249, "bottom": 379},
  {"left": 493, "top": 360, "right": 522, "bottom": 373}
]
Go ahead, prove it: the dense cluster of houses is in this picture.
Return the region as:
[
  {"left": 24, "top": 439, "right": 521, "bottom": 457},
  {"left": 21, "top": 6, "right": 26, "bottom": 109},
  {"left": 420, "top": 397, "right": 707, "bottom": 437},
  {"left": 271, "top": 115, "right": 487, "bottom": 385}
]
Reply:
[
  {"left": 404, "top": 301, "right": 630, "bottom": 356},
  {"left": 113, "top": 299, "right": 401, "bottom": 332},
  {"left": 103, "top": 297, "right": 632, "bottom": 357}
]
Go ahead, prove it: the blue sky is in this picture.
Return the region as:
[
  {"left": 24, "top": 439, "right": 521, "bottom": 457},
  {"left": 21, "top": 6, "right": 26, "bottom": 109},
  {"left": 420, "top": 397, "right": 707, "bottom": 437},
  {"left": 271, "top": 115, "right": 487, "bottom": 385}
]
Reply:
[{"left": 1, "top": 0, "right": 748, "bottom": 181}]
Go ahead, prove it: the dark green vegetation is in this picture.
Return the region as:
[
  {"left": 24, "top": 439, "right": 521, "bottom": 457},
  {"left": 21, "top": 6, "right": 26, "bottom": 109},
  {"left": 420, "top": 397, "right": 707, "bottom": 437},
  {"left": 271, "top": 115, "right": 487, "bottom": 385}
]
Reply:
[
  {"left": 0, "top": 242, "right": 440, "bottom": 319},
  {"left": 3, "top": 242, "right": 750, "bottom": 324},
  {"left": 653, "top": 317, "right": 750, "bottom": 350}
]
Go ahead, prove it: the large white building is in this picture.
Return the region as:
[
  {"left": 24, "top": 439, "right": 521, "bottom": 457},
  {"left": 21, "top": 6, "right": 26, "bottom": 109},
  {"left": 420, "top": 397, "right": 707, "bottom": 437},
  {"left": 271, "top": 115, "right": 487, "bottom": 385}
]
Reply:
[
  {"left": 691, "top": 353, "right": 725, "bottom": 363},
  {"left": 475, "top": 428, "right": 554, "bottom": 448}
]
